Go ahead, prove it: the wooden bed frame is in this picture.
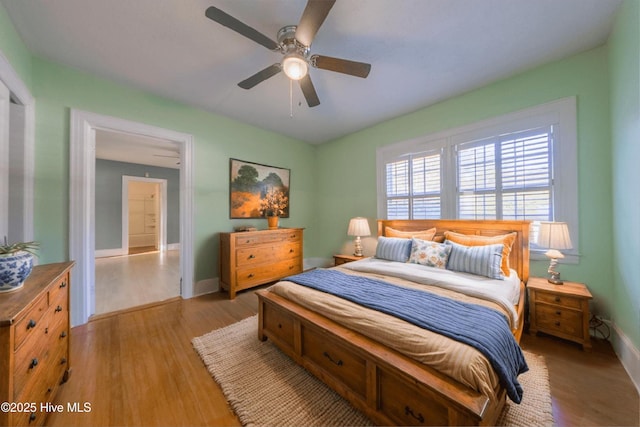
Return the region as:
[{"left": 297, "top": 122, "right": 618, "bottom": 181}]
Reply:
[{"left": 257, "top": 219, "right": 530, "bottom": 426}]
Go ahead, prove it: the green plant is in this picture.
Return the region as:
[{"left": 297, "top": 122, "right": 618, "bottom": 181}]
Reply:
[{"left": 0, "top": 237, "right": 40, "bottom": 256}]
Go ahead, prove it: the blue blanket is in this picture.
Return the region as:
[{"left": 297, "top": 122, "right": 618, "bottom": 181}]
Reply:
[{"left": 285, "top": 268, "right": 528, "bottom": 403}]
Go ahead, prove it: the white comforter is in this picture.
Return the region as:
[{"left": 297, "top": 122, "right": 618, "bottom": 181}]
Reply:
[{"left": 341, "top": 257, "right": 521, "bottom": 328}]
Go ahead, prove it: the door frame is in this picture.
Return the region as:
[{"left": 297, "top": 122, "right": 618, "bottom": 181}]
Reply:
[
  {"left": 0, "top": 50, "right": 34, "bottom": 243},
  {"left": 122, "top": 176, "right": 167, "bottom": 253},
  {"left": 70, "top": 109, "right": 194, "bottom": 326}
]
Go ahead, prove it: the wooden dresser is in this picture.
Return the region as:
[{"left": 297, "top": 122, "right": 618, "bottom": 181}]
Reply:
[
  {"left": 528, "top": 276, "right": 593, "bottom": 350},
  {"left": 0, "top": 261, "right": 73, "bottom": 427},
  {"left": 220, "top": 228, "right": 303, "bottom": 299}
]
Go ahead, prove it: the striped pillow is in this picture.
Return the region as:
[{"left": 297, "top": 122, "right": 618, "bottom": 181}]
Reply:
[
  {"left": 445, "top": 241, "right": 504, "bottom": 280},
  {"left": 375, "top": 236, "right": 412, "bottom": 262}
]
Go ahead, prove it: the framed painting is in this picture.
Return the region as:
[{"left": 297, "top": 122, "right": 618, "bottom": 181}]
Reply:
[{"left": 229, "top": 159, "right": 290, "bottom": 218}]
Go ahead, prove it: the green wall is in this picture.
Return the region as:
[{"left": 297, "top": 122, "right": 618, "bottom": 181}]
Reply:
[
  {"left": 29, "top": 57, "right": 317, "bottom": 282},
  {"left": 0, "top": 4, "right": 32, "bottom": 90},
  {"left": 609, "top": 0, "right": 640, "bottom": 348},
  {"left": 316, "top": 46, "right": 615, "bottom": 318},
  {"left": 95, "top": 160, "right": 181, "bottom": 249}
]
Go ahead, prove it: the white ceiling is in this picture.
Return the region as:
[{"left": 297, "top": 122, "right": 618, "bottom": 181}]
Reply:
[
  {"left": 2, "top": 0, "right": 621, "bottom": 144},
  {"left": 95, "top": 130, "right": 181, "bottom": 169}
]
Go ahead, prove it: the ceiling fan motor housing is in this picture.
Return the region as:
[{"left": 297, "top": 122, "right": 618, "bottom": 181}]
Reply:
[{"left": 277, "top": 25, "right": 309, "bottom": 57}]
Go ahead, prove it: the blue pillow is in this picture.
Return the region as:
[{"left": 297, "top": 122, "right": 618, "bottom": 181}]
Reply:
[
  {"left": 375, "top": 236, "right": 412, "bottom": 263},
  {"left": 445, "top": 240, "right": 504, "bottom": 280}
]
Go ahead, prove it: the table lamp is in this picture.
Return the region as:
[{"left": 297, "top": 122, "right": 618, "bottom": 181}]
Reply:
[
  {"left": 347, "top": 217, "right": 371, "bottom": 257},
  {"left": 536, "top": 221, "right": 573, "bottom": 285}
]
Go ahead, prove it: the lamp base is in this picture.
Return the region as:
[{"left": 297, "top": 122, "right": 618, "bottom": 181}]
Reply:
[
  {"left": 353, "top": 236, "right": 363, "bottom": 257},
  {"left": 547, "top": 271, "right": 564, "bottom": 285}
]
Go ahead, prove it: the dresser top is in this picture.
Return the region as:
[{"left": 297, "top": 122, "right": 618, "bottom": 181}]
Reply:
[
  {"left": 0, "top": 261, "right": 74, "bottom": 326},
  {"left": 222, "top": 227, "right": 304, "bottom": 236}
]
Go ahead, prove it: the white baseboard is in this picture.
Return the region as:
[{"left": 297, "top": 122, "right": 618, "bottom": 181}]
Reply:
[
  {"left": 95, "top": 248, "right": 127, "bottom": 258},
  {"left": 167, "top": 243, "right": 180, "bottom": 251},
  {"left": 606, "top": 319, "right": 640, "bottom": 394},
  {"left": 194, "top": 277, "right": 219, "bottom": 297}
]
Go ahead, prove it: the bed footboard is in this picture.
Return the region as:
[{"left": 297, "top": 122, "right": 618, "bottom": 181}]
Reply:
[{"left": 257, "top": 289, "right": 506, "bottom": 426}]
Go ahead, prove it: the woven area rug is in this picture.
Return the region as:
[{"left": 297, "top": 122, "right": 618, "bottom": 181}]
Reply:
[{"left": 193, "top": 316, "right": 553, "bottom": 427}]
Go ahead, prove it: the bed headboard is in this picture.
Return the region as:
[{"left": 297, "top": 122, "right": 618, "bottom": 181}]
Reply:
[{"left": 377, "top": 219, "right": 531, "bottom": 283}]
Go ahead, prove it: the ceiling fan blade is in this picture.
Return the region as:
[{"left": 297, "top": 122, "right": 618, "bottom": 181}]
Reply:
[
  {"left": 295, "top": 0, "right": 336, "bottom": 47},
  {"left": 205, "top": 6, "right": 279, "bottom": 51},
  {"left": 238, "top": 64, "right": 282, "bottom": 89},
  {"left": 299, "top": 74, "right": 320, "bottom": 107},
  {"left": 312, "top": 55, "right": 371, "bottom": 78}
]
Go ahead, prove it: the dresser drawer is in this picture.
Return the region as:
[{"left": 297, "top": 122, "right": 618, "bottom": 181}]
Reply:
[
  {"left": 12, "top": 409, "right": 44, "bottom": 427},
  {"left": 262, "top": 303, "right": 295, "bottom": 351},
  {"left": 236, "top": 257, "right": 302, "bottom": 289},
  {"left": 378, "top": 368, "right": 448, "bottom": 426},
  {"left": 14, "top": 332, "right": 52, "bottom": 400},
  {"left": 237, "top": 242, "right": 300, "bottom": 266},
  {"left": 235, "top": 232, "right": 288, "bottom": 246},
  {"left": 535, "top": 291, "right": 582, "bottom": 309},
  {"left": 14, "top": 292, "right": 48, "bottom": 351},
  {"left": 535, "top": 305, "right": 583, "bottom": 337},
  {"left": 301, "top": 326, "right": 367, "bottom": 398},
  {"left": 48, "top": 273, "right": 69, "bottom": 308}
]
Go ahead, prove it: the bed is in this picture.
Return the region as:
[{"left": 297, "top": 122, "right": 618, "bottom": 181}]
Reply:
[{"left": 256, "top": 219, "right": 530, "bottom": 426}]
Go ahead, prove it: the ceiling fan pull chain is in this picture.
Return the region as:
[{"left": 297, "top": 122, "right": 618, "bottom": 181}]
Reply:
[{"left": 289, "top": 79, "right": 294, "bottom": 118}]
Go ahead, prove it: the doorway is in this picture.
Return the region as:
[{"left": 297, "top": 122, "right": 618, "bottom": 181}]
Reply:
[
  {"left": 70, "top": 110, "right": 194, "bottom": 326},
  {"left": 127, "top": 180, "right": 161, "bottom": 254},
  {"left": 123, "top": 177, "right": 167, "bottom": 255}
]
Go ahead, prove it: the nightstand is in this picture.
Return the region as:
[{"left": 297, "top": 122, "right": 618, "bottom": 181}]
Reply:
[
  {"left": 528, "top": 277, "right": 593, "bottom": 351},
  {"left": 333, "top": 254, "right": 365, "bottom": 266}
]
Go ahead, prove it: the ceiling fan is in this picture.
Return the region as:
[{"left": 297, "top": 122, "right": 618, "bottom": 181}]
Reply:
[{"left": 205, "top": 0, "right": 371, "bottom": 108}]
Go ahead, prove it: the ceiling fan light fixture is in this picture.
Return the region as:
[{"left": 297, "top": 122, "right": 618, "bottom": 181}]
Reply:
[{"left": 282, "top": 53, "right": 308, "bottom": 80}]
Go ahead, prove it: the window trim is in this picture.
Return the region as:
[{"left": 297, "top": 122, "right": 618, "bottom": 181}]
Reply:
[{"left": 377, "top": 97, "right": 578, "bottom": 263}]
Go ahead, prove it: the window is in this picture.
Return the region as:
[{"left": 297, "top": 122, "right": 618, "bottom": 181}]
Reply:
[
  {"left": 456, "top": 126, "right": 553, "bottom": 221},
  {"left": 385, "top": 150, "right": 441, "bottom": 219},
  {"left": 377, "top": 97, "right": 578, "bottom": 260}
]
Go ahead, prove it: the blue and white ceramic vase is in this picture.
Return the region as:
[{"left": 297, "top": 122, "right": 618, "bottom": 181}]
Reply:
[{"left": 0, "top": 251, "right": 34, "bottom": 292}]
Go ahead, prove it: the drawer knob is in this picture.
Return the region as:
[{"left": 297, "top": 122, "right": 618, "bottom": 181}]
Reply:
[
  {"left": 55, "top": 305, "right": 63, "bottom": 313},
  {"left": 29, "top": 413, "right": 36, "bottom": 423},
  {"left": 29, "top": 358, "right": 38, "bottom": 369},
  {"left": 60, "top": 331, "right": 67, "bottom": 338},
  {"left": 556, "top": 310, "right": 561, "bottom": 316},
  {"left": 248, "top": 254, "right": 255, "bottom": 259},
  {"left": 405, "top": 406, "right": 425, "bottom": 423},
  {"left": 248, "top": 273, "right": 254, "bottom": 278},
  {"left": 323, "top": 351, "right": 344, "bottom": 366},
  {"left": 27, "top": 319, "right": 37, "bottom": 329},
  {"left": 555, "top": 297, "right": 561, "bottom": 303},
  {"left": 289, "top": 249, "right": 294, "bottom": 253},
  {"left": 555, "top": 321, "right": 561, "bottom": 326},
  {"left": 60, "top": 357, "right": 67, "bottom": 365},
  {"left": 59, "top": 281, "right": 67, "bottom": 288}
]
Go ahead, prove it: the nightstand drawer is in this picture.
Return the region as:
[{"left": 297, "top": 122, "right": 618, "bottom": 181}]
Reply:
[
  {"left": 535, "top": 291, "right": 582, "bottom": 309},
  {"left": 535, "top": 305, "right": 583, "bottom": 337}
]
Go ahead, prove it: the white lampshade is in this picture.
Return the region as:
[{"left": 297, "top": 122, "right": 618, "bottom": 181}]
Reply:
[
  {"left": 347, "top": 217, "right": 371, "bottom": 237},
  {"left": 282, "top": 53, "right": 308, "bottom": 80},
  {"left": 536, "top": 222, "right": 573, "bottom": 250}
]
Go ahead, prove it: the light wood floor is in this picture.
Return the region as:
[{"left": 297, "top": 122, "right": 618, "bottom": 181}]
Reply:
[
  {"left": 94, "top": 250, "right": 180, "bottom": 315},
  {"left": 48, "top": 289, "right": 639, "bottom": 427}
]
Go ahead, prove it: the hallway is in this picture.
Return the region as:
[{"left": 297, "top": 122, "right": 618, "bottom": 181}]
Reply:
[{"left": 94, "top": 250, "right": 180, "bottom": 315}]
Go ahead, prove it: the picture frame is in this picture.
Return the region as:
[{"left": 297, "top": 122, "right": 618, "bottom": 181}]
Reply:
[{"left": 229, "top": 158, "right": 290, "bottom": 219}]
